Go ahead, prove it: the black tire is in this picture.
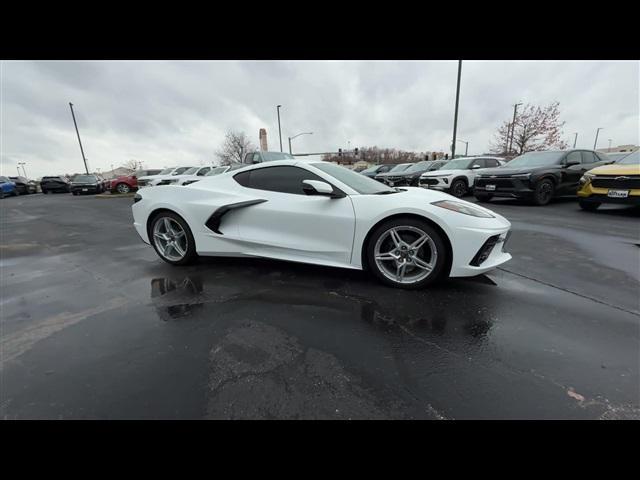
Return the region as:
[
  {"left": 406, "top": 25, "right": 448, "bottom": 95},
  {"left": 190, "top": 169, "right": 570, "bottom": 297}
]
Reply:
[
  {"left": 579, "top": 199, "right": 600, "bottom": 211},
  {"left": 532, "top": 179, "right": 555, "bottom": 206},
  {"left": 150, "top": 211, "right": 198, "bottom": 266},
  {"left": 450, "top": 178, "right": 468, "bottom": 198},
  {"left": 12, "top": 190, "right": 19, "bottom": 196},
  {"left": 366, "top": 217, "right": 448, "bottom": 289},
  {"left": 115, "top": 183, "right": 131, "bottom": 194},
  {"left": 474, "top": 193, "right": 493, "bottom": 203}
]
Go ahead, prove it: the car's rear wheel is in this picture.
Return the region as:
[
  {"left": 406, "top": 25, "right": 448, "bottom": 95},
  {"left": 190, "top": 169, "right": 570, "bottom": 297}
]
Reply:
[
  {"left": 150, "top": 212, "right": 198, "bottom": 266},
  {"left": 532, "top": 179, "right": 554, "bottom": 206},
  {"left": 116, "top": 183, "right": 131, "bottom": 194},
  {"left": 579, "top": 199, "right": 600, "bottom": 211},
  {"left": 450, "top": 179, "right": 468, "bottom": 198},
  {"left": 474, "top": 193, "right": 493, "bottom": 202},
  {"left": 366, "top": 218, "right": 447, "bottom": 289}
]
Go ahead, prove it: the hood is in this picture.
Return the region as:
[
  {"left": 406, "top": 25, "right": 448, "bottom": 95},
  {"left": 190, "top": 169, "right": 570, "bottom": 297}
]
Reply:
[
  {"left": 421, "top": 168, "right": 466, "bottom": 177},
  {"left": 587, "top": 163, "right": 640, "bottom": 176}
]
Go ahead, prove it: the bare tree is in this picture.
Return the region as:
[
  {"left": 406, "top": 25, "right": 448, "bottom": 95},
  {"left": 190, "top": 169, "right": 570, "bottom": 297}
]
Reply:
[
  {"left": 216, "top": 131, "right": 255, "bottom": 165},
  {"left": 121, "top": 159, "right": 140, "bottom": 171},
  {"left": 490, "top": 102, "right": 569, "bottom": 156}
]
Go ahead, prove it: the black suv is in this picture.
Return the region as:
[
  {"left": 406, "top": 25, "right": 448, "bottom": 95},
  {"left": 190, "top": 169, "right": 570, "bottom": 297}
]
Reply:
[
  {"left": 474, "top": 149, "right": 611, "bottom": 205},
  {"left": 378, "top": 160, "right": 448, "bottom": 186},
  {"left": 359, "top": 164, "right": 395, "bottom": 178},
  {"left": 70, "top": 174, "right": 104, "bottom": 195},
  {"left": 40, "top": 176, "right": 71, "bottom": 194}
]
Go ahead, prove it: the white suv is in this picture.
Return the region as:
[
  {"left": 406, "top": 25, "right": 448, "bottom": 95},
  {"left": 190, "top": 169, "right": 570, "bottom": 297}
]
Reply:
[
  {"left": 419, "top": 157, "right": 504, "bottom": 197},
  {"left": 138, "top": 166, "right": 195, "bottom": 187}
]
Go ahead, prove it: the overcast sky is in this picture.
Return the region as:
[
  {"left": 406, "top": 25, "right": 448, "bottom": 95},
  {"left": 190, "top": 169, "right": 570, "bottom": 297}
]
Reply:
[{"left": 1, "top": 60, "right": 638, "bottom": 178}]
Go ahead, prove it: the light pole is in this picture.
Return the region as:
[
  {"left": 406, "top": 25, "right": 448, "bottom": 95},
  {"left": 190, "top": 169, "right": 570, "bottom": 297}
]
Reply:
[
  {"left": 457, "top": 139, "right": 469, "bottom": 156},
  {"left": 508, "top": 102, "right": 523, "bottom": 155},
  {"left": 573, "top": 132, "right": 578, "bottom": 148},
  {"left": 288, "top": 132, "right": 313, "bottom": 154},
  {"left": 69, "top": 102, "right": 89, "bottom": 174},
  {"left": 608, "top": 139, "right": 612, "bottom": 151},
  {"left": 593, "top": 127, "right": 603, "bottom": 150},
  {"left": 276, "top": 105, "right": 283, "bottom": 152},
  {"left": 451, "top": 60, "right": 462, "bottom": 159},
  {"left": 18, "top": 162, "right": 27, "bottom": 177}
]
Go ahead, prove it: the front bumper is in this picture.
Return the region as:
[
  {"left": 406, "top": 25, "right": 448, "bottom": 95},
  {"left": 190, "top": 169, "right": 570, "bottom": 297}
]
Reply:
[
  {"left": 577, "top": 182, "right": 640, "bottom": 205},
  {"left": 71, "top": 185, "right": 100, "bottom": 193},
  {"left": 474, "top": 177, "right": 535, "bottom": 198},
  {"left": 419, "top": 176, "right": 450, "bottom": 190}
]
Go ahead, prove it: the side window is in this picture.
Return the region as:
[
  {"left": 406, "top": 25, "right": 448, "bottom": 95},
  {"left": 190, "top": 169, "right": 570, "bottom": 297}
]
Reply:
[
  {"left": 565, "top": 151, "right": 582, "bottom": 164},
  {"left": 252, "top": 153, "right": 262, "bottom": 163},
  {"left": 581, "top": 151, "right": 596, "bottom": 164},
  {"left": 486, "top": 159, "right": 499, "bottom": 168},
  {"left": 234, "top": 166, "right": 325, "bottom": 195},
  {"left": 234, "top": 171, "right": 251, "bottom": 187},
  {"left": 243, "top": 153, "right": 253, "bottom": 164},
  {"left": 198, "top": 167, "right": 211, "bottom": 176},
  {"left": 471, "top": 159, "right": 486, "bottom": 168}
]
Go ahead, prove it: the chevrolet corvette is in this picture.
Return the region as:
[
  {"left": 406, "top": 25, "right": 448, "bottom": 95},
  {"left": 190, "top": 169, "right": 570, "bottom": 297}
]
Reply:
[{"left": 132, "top": 159, "right": 512, "bottom": 289}]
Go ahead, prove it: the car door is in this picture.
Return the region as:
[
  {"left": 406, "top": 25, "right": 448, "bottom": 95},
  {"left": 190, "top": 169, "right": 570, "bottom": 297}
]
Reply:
[
  {"left": 558, "top": 151, "right": 584, "bottom": 193},
  {"left": 231, "top": 165, "right": 356, "bottom": 266}
]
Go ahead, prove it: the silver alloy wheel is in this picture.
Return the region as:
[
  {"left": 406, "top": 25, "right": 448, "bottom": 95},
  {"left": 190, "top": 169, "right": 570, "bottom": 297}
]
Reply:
[
  {"left": 116, "top": 183, "right": 130, "bottom": 193},
  {"left": 374, "top": 226, "right": 438, "bottom": 285},
  {"left": 153, "top": 217, "right": 188, "bottom": 261}
]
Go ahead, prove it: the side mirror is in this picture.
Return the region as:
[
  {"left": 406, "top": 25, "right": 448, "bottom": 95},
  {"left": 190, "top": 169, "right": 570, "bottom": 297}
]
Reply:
[
  {"left": 302, "top": 180, "right": 343, "bottom": 198},
  {"left": 471, "top": 165, "right": 481, "bottom": 169}
]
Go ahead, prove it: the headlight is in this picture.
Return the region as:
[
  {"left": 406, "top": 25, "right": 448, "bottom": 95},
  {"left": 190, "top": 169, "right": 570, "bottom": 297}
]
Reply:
[
  {"left": 579, "top": 173, "right": 595, "bottom": 185},
  {"left": 511, "top": 173, "right": 531, "bottom": 179},
  {"left": 431, "top": 200, "right": 495, "bottom": 218}
]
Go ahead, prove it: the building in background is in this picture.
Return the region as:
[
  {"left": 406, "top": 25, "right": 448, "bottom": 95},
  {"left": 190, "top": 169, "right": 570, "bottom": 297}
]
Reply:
[
  {"left": 259, "top": 129, "right": 268, "bottom": 151},
  {"left": 597, "top": 144, "right": 638, "bottom": 154}
]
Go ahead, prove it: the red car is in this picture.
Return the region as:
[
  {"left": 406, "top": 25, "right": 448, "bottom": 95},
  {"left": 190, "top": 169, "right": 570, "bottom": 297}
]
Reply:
[{"left": 110, "top": 169, "right": 161, "bottom": 194}]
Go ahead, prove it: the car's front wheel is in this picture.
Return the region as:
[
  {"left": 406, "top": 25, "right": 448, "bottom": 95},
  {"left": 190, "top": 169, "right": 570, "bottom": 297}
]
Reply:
[
  {"left": 532, "top": 179, "right": 555, "bottom": 206},
  {"left": 450, "top": 179, "right": 468, "bottom": 198},
  {"left": 150, "top": 212, "right": 198, "bottom": 266},
  {"left": 366, "top": 217, "right": 447, "bottom": 289},
  {"left": 116, "top": 183, "right": 131, "bottom": 194}
]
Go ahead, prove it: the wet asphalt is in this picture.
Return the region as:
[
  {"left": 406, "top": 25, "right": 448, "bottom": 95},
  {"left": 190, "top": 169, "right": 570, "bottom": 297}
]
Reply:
[{"left": 1, "top": 192, "right": 639, "bottom": 419}]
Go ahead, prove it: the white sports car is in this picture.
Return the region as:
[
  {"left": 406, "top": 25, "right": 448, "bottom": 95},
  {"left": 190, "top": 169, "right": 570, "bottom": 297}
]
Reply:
[{"left": 132, "top": 159, "right": 512, "bottom": 289}]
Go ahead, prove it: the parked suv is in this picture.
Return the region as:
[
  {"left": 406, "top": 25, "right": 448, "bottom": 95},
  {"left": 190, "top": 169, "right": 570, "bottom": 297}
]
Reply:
[
  {"left": 381, "top": 160, "right": 448, "bottom": 187},
  {"left": 374, "top": 163, "right": 415, "bottom": 184},
  {"left": 0, "top": 176, "right": 18, "bottom": 198},
  {"left": 420, "top": 157, "right": 505, "bottom": 197},
  {"left": 474, "top": 149, "right": 611, "bottom": 205},
  {"left": 577, "top": 150, "right": 639, "bottom": 210},
  {"left": 359, "top": 164, "right": 395, "bottom": 178},
  {"left": 9, "top": 176, "right": 37, "bottom": 194},
  {"left": 70, "top": 174, "right": 104, "bottom": 195},
  {"left": 138, "top": 167, "right": 194, "bottom": 187},
  {"left": 111, "top": 169, "right": 162, "bottom": 193},
  {"left": 40, "top": 176, "right": 71, "bottom": 194}
]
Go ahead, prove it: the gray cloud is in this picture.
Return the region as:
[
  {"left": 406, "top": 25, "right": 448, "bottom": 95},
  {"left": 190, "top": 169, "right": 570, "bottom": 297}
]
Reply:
[{"left": 1, "top": 60, "right": 638, "bottom": 178}]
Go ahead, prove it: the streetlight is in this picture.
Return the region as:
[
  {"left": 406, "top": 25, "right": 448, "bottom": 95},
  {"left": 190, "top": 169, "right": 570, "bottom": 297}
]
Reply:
[
  {"left": 18, "top": 162, "right": 27, "bottom": 177},
  {"left": 608, "top": 139, "right": 612, "bottom": 151},
  {"left": 288, "top": 132, "right": 313, "bottom": 154},
  {"left": 457, "top": 139, "right": 469, "bottom": 156},
  {"left": 508, "top": 102, "right": 523, "bottom": 154},
  {"left": 451, "top": 60, "right": 462, "bottom": 159},
  {"left": 69, "top": 102, "right": 90, "bottom": 174},
  {"left": 573, "top": 132, "right": 578, "bottom": 148},
  {"left": 593, "top": 127, "right": 603, "bottom": 150},
  {"left": 276, "top": 105, "right": 283, "bottom": 152}
]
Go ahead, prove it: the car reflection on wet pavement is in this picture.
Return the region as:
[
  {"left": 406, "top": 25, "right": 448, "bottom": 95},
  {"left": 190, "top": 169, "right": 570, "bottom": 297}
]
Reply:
[{"left": 1, "top": 194, "right": 639, "bottom": 419}]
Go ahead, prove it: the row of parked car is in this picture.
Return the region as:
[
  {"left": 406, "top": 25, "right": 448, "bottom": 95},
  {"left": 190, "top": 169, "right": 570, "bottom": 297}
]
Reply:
[{"left": 360, "top": 149, "right": 639, "bottom": 209}]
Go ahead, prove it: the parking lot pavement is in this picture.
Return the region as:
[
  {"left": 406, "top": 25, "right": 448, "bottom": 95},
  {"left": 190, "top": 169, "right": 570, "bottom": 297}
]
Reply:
[{"left": 1, "top": 193, "right": 638, "bottom": 419}]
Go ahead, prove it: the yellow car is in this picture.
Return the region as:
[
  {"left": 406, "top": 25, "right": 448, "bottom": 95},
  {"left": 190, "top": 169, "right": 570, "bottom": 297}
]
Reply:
[{"left": 577, "top": 150, "right": 640, "bottom": 211}]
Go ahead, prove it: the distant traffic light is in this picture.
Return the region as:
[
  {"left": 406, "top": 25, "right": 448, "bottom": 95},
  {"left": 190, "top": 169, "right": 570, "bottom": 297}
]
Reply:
[
  {"left": 354, "top": 148, "right": 359, "bottom": 156},
  {"left": 338, "top": 148, "right": 342, "bottom": 157}
]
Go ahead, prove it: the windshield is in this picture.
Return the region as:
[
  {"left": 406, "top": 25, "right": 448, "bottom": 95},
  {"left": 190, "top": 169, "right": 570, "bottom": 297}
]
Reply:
[
  {"left": 405, "top": 161, "right": 432, "bottom": 173},
  {"left": 173, "top": 167, "right": 193, "bottom": 175},
  {"left": 206, "top": 166, "right": 229, "bottom": 176},
  {"left": 158, "top": 168, "right": 174, "bottom": 175},
  {"left": 263, "top": 152, "right": 295, "bottom": 161},
  {"left": 618, "top": 151, "right": 639, "bottom": 165},
  {"left": 182, "top": 167, "right": 199, "bottom": 175},
  {"left": 360, "top": 165, "right": 381, "bottom": 174},
  {"left": 439, "top": 158, "right": 474, "bottom": 170},
  {"left": 72, "top": 175, "right": 97, "bottom": 183},
  {"left": 389, "top": 163, "right": 413, "bottom": 173},
  {"left": 311, "top": 162, "right": 394, "bottom": 194},
  {"left": 507, "top": 151, "right": 565, "bottom": 167}
]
